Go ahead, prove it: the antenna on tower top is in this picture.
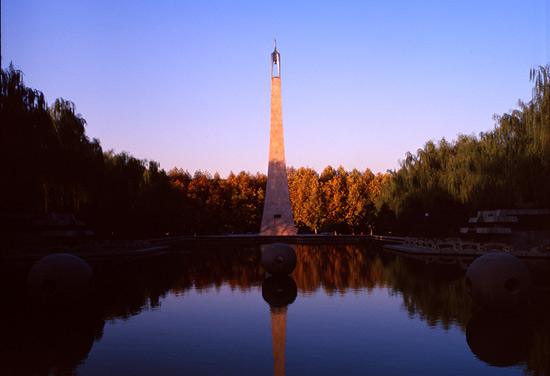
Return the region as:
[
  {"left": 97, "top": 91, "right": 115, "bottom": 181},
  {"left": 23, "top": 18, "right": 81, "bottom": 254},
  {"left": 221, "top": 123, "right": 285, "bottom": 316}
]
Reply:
[{"left": 271, "top": 39, "right": 281, "bottom": 77}]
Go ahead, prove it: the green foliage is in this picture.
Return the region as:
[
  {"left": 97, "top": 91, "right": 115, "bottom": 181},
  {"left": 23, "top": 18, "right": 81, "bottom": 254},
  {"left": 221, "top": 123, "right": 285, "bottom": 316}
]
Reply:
[
  {"left": 376, "top": 64, "right": 550, "bottom": 234},
  {"left": 0, "top": 65, "right": 103, "bottom": 213}
]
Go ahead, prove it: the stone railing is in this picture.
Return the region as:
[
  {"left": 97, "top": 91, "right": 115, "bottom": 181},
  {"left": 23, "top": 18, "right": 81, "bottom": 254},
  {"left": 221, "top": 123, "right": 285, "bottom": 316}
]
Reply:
[{"left": 397, "top": 237, "right": 513, "bottom": 254}]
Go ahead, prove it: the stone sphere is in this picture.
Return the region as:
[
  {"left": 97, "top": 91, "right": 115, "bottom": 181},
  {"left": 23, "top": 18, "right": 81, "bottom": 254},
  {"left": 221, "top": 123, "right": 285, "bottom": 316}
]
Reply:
[
  {"left": 465, "top": 253, "right": 531, "bottom": 311},
  {"left": 466, "top": 313, "right": 532, "bottom": 367},
  {"left": 262, "top": 276, "right": 297, "bottom": 308},
  {"left": 27, "top": 253, "right": 93, "bottom": 306},
  {"left": 260, "top": 243, "right": 297, "bottom": 275}
]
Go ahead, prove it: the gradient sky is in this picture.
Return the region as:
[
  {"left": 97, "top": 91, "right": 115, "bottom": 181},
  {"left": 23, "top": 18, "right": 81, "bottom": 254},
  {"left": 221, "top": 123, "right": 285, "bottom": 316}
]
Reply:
[{"left": 3, "top": 1, "right": 549, "bottom": 176}]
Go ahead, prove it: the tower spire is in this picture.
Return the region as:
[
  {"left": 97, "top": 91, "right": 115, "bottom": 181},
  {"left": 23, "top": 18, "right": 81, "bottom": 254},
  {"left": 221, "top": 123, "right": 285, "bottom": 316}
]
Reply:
[{"left": 271, "top": 40, "right": 281, "bottom": 78}]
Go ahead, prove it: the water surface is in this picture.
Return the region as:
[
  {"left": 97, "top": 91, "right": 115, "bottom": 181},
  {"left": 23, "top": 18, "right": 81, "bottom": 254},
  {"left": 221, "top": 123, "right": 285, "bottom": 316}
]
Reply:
[{"left": 2, "top": 244, "right": 549, "bottom": 375}]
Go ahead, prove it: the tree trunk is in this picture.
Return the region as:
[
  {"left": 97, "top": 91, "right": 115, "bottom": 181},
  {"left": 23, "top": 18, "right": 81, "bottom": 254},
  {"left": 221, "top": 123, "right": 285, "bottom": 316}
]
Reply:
[{"left": 43, "top": 182, "right": 48, "bottom": 213}]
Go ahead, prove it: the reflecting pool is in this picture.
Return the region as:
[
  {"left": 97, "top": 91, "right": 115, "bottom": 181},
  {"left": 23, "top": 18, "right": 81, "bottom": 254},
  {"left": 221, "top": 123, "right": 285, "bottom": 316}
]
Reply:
[{"left": 1, "top": 244, "right": 549, "bottom": 375}]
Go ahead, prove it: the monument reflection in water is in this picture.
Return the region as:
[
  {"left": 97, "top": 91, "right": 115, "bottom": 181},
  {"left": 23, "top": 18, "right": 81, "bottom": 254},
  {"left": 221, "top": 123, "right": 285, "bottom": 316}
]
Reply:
[
  {"left": 262, "top": 276, "right": 297, "bottom": 376},
  {"left": 1, "top": 244, "right": 550, "bottom": 375}
]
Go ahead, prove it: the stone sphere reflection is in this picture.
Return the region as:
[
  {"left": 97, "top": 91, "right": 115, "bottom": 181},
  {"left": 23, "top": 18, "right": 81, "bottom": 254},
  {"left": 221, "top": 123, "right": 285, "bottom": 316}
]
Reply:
[
  {"left": 262, "top": 276, "right": 297, "bottom": 308},
  {"left": 466, "top": 313, "right": 532, "bottom": 367},
  {"left": 261, "top": 243, "right": 297, "bottom": 275},
  {"left": 465, "top": 253, "right": 531, "bottom": 311},
  {"left": 27, "top": 253, "right": 93, "bottom": 306},
  {"left": 1, "top": 308, "right": 105, "bottom": 374}
]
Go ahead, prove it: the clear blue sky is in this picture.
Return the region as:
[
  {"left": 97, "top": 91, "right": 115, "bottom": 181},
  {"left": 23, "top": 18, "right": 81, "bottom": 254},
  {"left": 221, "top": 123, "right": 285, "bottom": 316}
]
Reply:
[{"left": 3, "top": 0, "right": 549, "bottom": 175}]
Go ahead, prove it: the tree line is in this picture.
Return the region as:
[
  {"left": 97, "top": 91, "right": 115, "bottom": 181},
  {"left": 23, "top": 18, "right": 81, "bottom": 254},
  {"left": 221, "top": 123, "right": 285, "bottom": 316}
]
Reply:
[
  {"left": 2, "top": 63, "right": 549, "bottom": 237},
  {"left": 0, "top": 64, "right": 389, "bottom": 237},
  {"left": 375, "top": 64, "right": 550, "bottom": 234}
]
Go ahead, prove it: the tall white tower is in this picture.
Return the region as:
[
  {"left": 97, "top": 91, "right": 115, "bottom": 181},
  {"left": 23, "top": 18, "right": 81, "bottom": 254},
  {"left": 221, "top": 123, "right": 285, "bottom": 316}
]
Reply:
[{"left": 260, "top": 41, "right": 297, "bottom": 236}]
